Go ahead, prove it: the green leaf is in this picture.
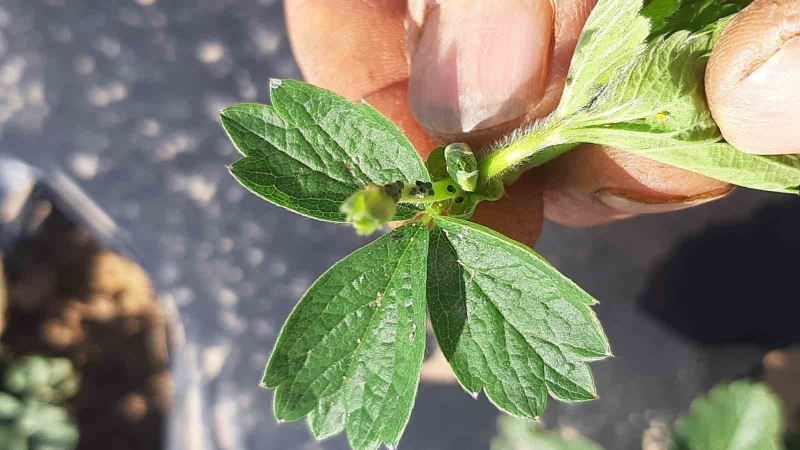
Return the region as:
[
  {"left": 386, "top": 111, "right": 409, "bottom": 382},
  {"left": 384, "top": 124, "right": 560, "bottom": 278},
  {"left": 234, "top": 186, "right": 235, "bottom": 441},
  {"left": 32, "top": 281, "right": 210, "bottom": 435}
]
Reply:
[
  {"left": 557, "top": 2, "right": 800, "bottom": 194},
  {"left": 568, "top": 29, "right": 718, "bottom": 140},
  {"left": 221, "top": 80, "right": 429, "bottom": 222},
  {"left": 492, "top": 416, "right": 604, "bottom": 450},
  {"left": 671, "top": 381, "right": 785, "bottom": 450},
  {"left": 557, "top": 0, "right": 651, "bottom": 117},
  {"left": 427, "top": 217, "right": 610, "bottom": 419},
  {"left": 644, "top": 0, "right": 752, "bottom": 38},
  {"left": 445, "top": 144, "right": 479, "bottom": 192},
  {"left": 425, "top": 146, "right": 449, "bottom": 182},
  {"left": 0, "top": 393, "right": 21, "bottom": 419},
  {"left": 263, "top": 224, "right": 429, "bottom": 450},
  {"left": 564, "top": 127, "right": 800, "bottom": 193}
]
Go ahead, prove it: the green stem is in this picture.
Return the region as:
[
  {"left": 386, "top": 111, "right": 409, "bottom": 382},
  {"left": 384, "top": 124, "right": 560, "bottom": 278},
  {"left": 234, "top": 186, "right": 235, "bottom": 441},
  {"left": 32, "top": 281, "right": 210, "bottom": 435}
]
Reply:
[
  {"left": 398, "top": 179, "right": 462, "bottom": 205},
  {"left": 477, "top": 117, "right": 571, "bottom": 184}
]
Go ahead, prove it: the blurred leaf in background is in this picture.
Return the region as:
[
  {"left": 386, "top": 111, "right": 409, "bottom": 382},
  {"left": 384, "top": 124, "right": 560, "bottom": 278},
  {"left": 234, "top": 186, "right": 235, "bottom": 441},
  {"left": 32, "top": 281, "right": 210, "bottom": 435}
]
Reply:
[
  {"left": 0, "top": 356, "right": 79, "bottom": 450},
  {"left": 493, "top": 381, "right": 791, "bottom": 450},
  {"left": 671, "top": 381, "right": 785, "bottom": 450},
  {"left": 491, "top": 416, "right": 602, "bottom": 450}
]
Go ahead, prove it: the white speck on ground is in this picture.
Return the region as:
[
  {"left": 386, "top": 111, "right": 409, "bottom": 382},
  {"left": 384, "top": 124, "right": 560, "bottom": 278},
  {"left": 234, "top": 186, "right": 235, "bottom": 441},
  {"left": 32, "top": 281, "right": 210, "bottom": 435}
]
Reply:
[
  {"left": 220, "top": 310, "right": 247, "bottom": 335},
  {"left": 197, "top": 41, "right": 225, "bottom": 64},
  {"left": 217, "top": 237, "right": 234, "bottom": 254},
  {"left": 170, "top": 286, "right": 195, "bottom": 306},
  {"left": 169, "top": 173, "right": 217, "bottom": 205},
  {"left": 139, "top": 118, "right": 161, "bottom": 137},
  {"left": 136, "top": 0, "right": 156, "bottom": 5},
  {"left": 252, "top": 27, "right": 280, "bottom": 55},
  {"left": 69, "top": 152, "right": 100, "bottom": 180},
  {"left": 641, "top": 417, "right": 669, "bottom": 450},
  {"left": 87, "top": 81, "right": 128, "bottom": 107},
  {"left": 0, "top": 55, "right": 49, "bottom": 135},
  {"left": 155, "top": 132, "right": 195, "bottom": 160},
  {"left": 94, "top": 36, "right": 122, "bottom": 58},
  {"left": 218, "top": 288, "right": 237, "bottom": 307},
  {"left": 246, "top": 249, "right": 263, "bottom": 266},
  {"left": 213, "top": 386, "right": 242, "bottom": 450},
  {"left": 202, "top": 344, "right": 230, "bottom": 380}
]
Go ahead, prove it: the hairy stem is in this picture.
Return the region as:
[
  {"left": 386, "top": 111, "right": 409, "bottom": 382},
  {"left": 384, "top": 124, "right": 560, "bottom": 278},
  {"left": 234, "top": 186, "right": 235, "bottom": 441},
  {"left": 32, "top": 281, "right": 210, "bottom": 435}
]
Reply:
[{"left": 477, "top": 117, "right": 574, "bottom": 184}]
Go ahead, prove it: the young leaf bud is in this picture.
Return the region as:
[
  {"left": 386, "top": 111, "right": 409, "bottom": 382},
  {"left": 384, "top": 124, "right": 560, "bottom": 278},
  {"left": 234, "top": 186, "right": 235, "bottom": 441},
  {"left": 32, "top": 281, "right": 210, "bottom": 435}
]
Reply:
[
  {"left": 340, "top": 184, "right": 399, "bottom": 235},
  {"left": 444, "top": 143, "right": 479, "bottom": 192}
]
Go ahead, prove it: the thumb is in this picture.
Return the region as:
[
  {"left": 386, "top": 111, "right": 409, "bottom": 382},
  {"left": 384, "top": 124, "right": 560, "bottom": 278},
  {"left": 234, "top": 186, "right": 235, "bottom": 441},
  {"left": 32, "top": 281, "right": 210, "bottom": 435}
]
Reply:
[
  {"left": 406, "top": 0, "right": 555, "bottom": 145},
  {"left": 706, "top": 0, "right": 800, "bottom": 155}
]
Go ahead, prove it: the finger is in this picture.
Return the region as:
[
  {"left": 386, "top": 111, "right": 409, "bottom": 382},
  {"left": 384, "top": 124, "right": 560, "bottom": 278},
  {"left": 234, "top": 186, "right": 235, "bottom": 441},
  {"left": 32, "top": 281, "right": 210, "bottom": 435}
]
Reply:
[
  {"left": 706, "top": 0, "right": 800, "bottom": 155},
  {"left": 543, "top": 145, "right": 733, "bottom": 227},
  {"left": 284, "top": 0, "right": 438, "bottom": 155},
  {"left": 407, "top": 0, "right": 596, "bottom": 144}
]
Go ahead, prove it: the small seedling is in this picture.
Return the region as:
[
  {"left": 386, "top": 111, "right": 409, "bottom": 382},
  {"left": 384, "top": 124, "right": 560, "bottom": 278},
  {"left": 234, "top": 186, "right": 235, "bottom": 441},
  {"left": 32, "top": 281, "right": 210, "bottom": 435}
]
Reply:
[
  {"left": 220, "top": 0, "right": 800, "bottom": 449},
  {"left": 0, "top": 356, "right": 79, "bottom": 450}
]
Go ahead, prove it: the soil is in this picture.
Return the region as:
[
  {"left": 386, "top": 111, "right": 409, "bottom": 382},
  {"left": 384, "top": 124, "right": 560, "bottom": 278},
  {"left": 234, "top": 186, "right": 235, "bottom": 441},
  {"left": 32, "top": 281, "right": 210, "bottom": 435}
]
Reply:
[{"left": 0, "top": 204, "right": 171, "bottom": 449}]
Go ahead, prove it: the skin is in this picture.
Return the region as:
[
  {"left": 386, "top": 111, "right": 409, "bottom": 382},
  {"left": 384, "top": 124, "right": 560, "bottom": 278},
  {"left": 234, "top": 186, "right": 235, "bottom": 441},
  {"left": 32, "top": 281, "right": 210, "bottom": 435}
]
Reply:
[{"left": 284, "top": 0, "right": 800, "bottom": 245}]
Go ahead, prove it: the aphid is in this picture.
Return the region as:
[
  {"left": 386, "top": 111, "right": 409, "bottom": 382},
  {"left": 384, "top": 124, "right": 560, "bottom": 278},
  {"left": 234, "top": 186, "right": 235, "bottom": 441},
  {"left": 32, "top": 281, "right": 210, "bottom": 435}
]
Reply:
[
  {"left": 415, "top": 180, "right": 424, "bottom": 187},
  {"left": 446, "top": 184, "right": 456, "bottom": 193},
  {"left": 410, "top": 187, "right": 419, "bottom": 196},
  {"left": 455, "top": 197, "right": 465, "bottom": 204},
  {"left": 428, "top": 189, "right": 435, "bottom": 196},
  {"left": 424, "top": 182, "right": 433, "bottom": 190}
]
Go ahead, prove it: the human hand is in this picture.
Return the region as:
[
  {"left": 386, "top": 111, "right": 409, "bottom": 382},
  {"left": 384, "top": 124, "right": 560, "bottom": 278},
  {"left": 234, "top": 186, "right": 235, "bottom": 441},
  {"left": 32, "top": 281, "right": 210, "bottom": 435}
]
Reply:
[{"left": 284, "top": 0, "right": 800, "bottom": 245}]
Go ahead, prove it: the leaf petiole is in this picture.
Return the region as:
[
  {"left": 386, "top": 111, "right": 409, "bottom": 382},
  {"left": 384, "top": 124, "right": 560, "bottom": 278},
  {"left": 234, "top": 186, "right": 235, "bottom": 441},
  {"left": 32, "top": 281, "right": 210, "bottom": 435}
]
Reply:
[
  {"left": 477, "top": 117, "right": 571, "bottom": 183},
  {"left": 398, "top": 179, "right": 463, "bottom": 205}
]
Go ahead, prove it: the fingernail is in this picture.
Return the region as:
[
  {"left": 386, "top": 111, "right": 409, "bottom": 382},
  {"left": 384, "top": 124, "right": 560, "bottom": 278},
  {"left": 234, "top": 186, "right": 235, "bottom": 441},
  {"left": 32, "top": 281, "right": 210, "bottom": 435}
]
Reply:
[
  {"left": 408, "top": 0, "right": 554, "bottom": 137},
  {"left": 595, "top": 188, "right": 734, "bottom": 214}
]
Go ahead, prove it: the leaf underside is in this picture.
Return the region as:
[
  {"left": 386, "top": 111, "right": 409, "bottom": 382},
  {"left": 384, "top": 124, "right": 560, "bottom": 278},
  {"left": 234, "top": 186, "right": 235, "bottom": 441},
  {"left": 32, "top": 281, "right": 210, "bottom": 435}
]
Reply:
[
  {"left": 427, "top": 217, "right": 610, "bottom": 419},
  {"left": 263, "top": 224, "right": 429, "bottom": 450},
  {"left": 221, "top": 80, "right": 429, "bottom": 222},
  {"left": 558, "top": 0, "right": 800, "bottom": 193}
]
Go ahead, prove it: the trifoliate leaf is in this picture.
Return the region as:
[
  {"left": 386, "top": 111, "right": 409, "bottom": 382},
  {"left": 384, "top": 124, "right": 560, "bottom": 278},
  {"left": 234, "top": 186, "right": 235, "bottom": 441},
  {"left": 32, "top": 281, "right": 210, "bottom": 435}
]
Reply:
[
  {"left": 221, "top": 80, "right": 429, "bottom": 222},
  {"left": 427, "top": 217, "right": 610, "bottom": 419},
  {"left": 671, "top": 381, "right": 784, "bottom": 450},
  {"left": 492, "top": 416, "right": 604, "bottom": 450},
  {"left": 444, "top": 144, "right": 479, "bottom": 192},
  {"left": 263, "top": 224, "right": 429, "bottom": 450}
]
